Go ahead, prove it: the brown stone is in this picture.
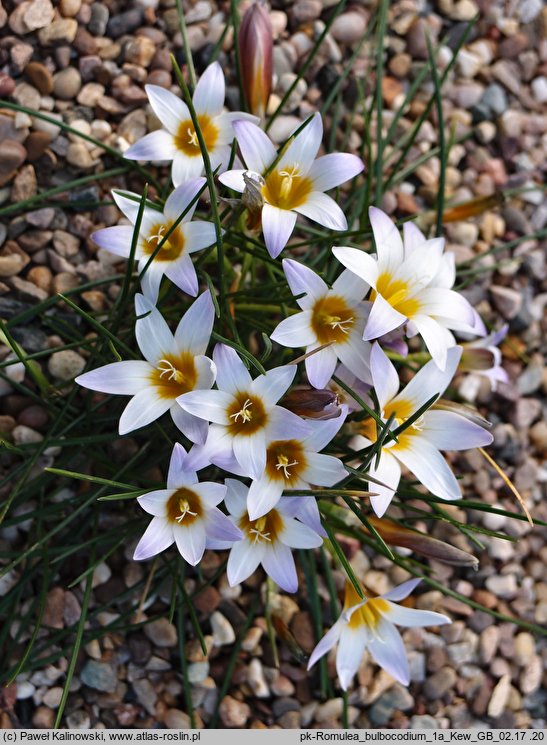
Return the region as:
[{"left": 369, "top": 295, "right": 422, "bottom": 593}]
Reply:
[
  {"left": 11, "top": 163, "right": 37, "bottom": 202},
  {"left": 0, "top": 73, "right": 16, "bottom": 96},
  {"left": 25, "top": 61, "right": 54, "bottom": 94},
  {"left": 0, "top": 140, "right": 27, "bottom": 187},
  {"left": 25, "top": 131, "right": 52, "bottom": 161},
  {"left": 27, "top": 265, "right": 52, "bottom": 292}
]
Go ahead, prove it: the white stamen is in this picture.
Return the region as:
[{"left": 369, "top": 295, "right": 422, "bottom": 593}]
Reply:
[
  {"left": 187, "top": 128, "right": 199, "bottom": 148},
  {"left": 158, "top": 359, "right": 184, "bottom": 383},
  {"left": 275, "top": 455, "right": 299, "bottom": 479},
  {"left": 175, "top": 498, "right": 198, "bottom": 523},
  {"left": 230, "top": 398, "right": 253, "bottom": 423},
  {"left": 249, "top": 527, "right": 271, "bottom": 544},
  {"left": 278, "top": 164, "right": 302, "bottom": 199},
  {"left": 325, "top": 314, "right": 353, "bottom": 334},
  {"left": 148, "top": 225, "right": 165, "bottom": 243}
]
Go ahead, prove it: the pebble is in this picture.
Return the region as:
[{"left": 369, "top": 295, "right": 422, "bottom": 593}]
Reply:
[
  {"left": 218, "top": 695, "right": 250, "bottom": 727},
  {"left": 38, "top": 18, "right": 78, "bottom": 44},
  {"left": 164, "top": 709, "right": 191, "bottom": 729},
  {"left": 485, "top": 574, "right": 518, "bottom": 599},
  {"left": 124, "top": 35, "right": 156, "bottom": 67},
  {"left": 88, "top": 3, "right": 109, "bottom": 35},
  {"left": 488, "top": 674, "right": 511, "bottom": 718},
  {"left": 490, "top": 286, "right": 523, "bottom": 319},
  {"left": 53, "top": 68, "right": 82, "bottom": 99},
  {"left": 247, "top": 659, "right": 269, "bottom": 698},
  {"left": 210, "top": 611, "right": 235, "bottom": 646},
  {"left": 423, "top": 667, "right": 457, "bottom": 699},
  {"left": 0, "top": 140, "right": 27, "bottom": 187},
  {"left": 42, "top": 686, "right": 63, "bottom": 708},
  {"left": 23, "top": 0, "right": 55, "bottom": 30},
  {"left": 132, "top": 678, "right": 157, "bottom": 715},
  {"left": 0, "top": 73, "right": 16, "bottom": 97},
  {"left": 80, "top": 660, "right": 117, "bottom": 693},
  {"left": 47, "top": 350, "right": 86, "bottom": 381},
  {"left": 369, "top": 685, "right": 415, "bottom": 725},
  {"left": 331, "top": 11, "right": 367, "bottom": 44},
  {"left": 66, "top": 143, "right": 94, "bottom": 169},
  {"left": 143, "top": 618, "right": 177, "bottom": 647}
]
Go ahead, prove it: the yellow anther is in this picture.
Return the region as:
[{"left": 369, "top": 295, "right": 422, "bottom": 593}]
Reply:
[
  {"left": 175, "top": 498, "right": 198, "bottom": 523},
  {"left": 187, "top": 128, "right": 199, "bottom": 148},
  {"left": 249, "top": 516, "right": 271, "bottom": 544},
  {"left": 275, "top": 454, "right": 299, "bottom": 479},
  {"left": 230, "top": 398, "right": 253, "bottom": 423},
  {"left": 323, "top": 314, "right": 353, "bottom": 334},
  {"left": 158, "top": 359, "right": 185, "bottom": 383}
]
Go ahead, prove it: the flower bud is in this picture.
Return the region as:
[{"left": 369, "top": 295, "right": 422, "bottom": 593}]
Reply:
[
  {"left": 239, "top": 1, "right": 273, "bottom": 119},
  {"left": 281, "top": 386, "right": 342, "bottom": 420}
]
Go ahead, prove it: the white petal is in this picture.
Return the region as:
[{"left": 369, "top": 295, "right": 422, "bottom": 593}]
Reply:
[
  {"left": 262, "top": 542, "right": 298, "bottom": 593},
  {"left": 163, "top": 254, "right": 198, "bottom": 297},
  {"left": 92, "top": 226, "right": 134, "bottom": 258},
  {"left": 133, "top": 517, "right": 174, "bottom": 560},
  {"left": 233, "top": 429, "right": 267, "bottom": 479},
  {"left": 194, "top": 355, "right": 217, "bottom": 391},
  {"left": 412, "top": 315, "right": 455, "bottom": 370},
  {"left": 193, "top": 481, "right": 226, "bottom": 509},
  {"left": 111, "top": 190, "right": 144, "bottom": 224},
  {"left": 308, "top": 153, "right": 364, "bottom": 192},
  {"left": 336, "top": 334, "right": 372, "bottom": 387},
  {"left": 170, "top": 404, "right": 209, "bottom": 445},
  {"left": 227, "top": 539, "right": 264, "bottom": 586},
  {"left": 213, "top": 344, "right": 253, "bottom": 395},
  {"left": 367, "top": 618, "right": 410, "bottom": 685},
  {"left": 164, "top": 177, "right": 206, "bottom": 222},
  {"left": 247, "top": 477, "right": 283, "bottom": 520},
  {"left": 124, "top": 129, "right": 177, "bottom": 161},
  {"left": 333, "top": 247, "right": 379, "bottom": 290},
  {"left": 267, "top": 406, "right": 311, "bottom": 441},
  {"left": 218, "top": 168, "right": 246, "bottom": 192},
  {"left": 182, "top": 221, "right": 217, "bottom": 253},
  {"left": 224, "top": 478, "right": 249, "bottom": 516},
  {"left": 332, "top": 268, "right": 369, "bottom": 302},
  {"left": 119, "top": 389, "right": 172, "bottom": 434},
  {"left": 280, "top": 496, "right": 326, "bottom": 537},
  {"left": 277, "top": 112, "right": 322, "bottom": 175},
  {"left": 140, "top": 263, "right": 164, "bottom": 304},
  {"left": 368, "top": 207, "right": 404, "bottom": 273},
  {"left": 134, "top": 293, "right": 176, "bottom": 363},
  {"left": 418, "top": 288, "right": 476, "bottom": 327},
  {"left": 137, "top": 489, "right": 173, "bottom": 517},
  {"left": 174, "top": 291, "right": 215, "bottom": 356},
  {"left": 76, "top": 360, "right": 151, "bottom": 395},
  {"left": 262, "top": 203, "right": 297, "bottom": 259},
  {"left": 252, "top": 365, "right": 296, "bottom": 406},
  {"left": 173, "top": 521, "right": 206, "bottom": 565},
  {"left": 369, "top": 450, "right": 401, "bottom": 518},
  {"left": 283, "top": 259, "right": 328, "bottom": 308},
  {"left": 301, "top": 452, "right": 346, "bottom": 487},
  {"left": 167, "top": 442, "right": 195, "bottom": 488},
  {"left": 294, "top": 192, "right": 347, "bottom": 231},
  {"left": 308, "top": 620, "right": 343, "bottom": 670},
  {"left": 232, "top": 119, "right": 277, "bottom": 173},
  {"left": 394, "top": 436, "right": 462, "bottom": 501},
  {"left": 302, "top": 409, "right": 347, "bottom": 451},
  {"left": 369, "top": 342, "right": 399, "bottom": 410},
  {"left": 270, "top": 310, "right": 316, "bottom": 348},
  {"left": 381, "top": 578, "right": 422, "bottom": 602},
  {"left": 193, "top": 61, "right": 225, "bottom": 117},
  {"left": 177, "top": 389, "right": 232, "bottom": 425},
  {"left": 363, "top": 295, "right": 407, "bottom": 340},
  {"left": 145, "top": 85, "right": 189, "bottom": 135},
  {"left": 421, "top": 410, "right": 493, "bottom": 450},
  {"left": 171, "top": 152, "right": 205, "bottom": 187},
  {"left": 205, "top": 508, "right": 243, "bottom": 543},
  {"left": 403, "top": 221, "right": 427, "bottom": 255},
  {"left": 397, "top": 240, "right": 444, "bottom": 288},
  {"left": 336, "top": 626, "right": 367, "bottom": 690},
  {"left": 305, "top": 345, "right": 338, "bottom": 389},
  {"left": 278, "top": 515, "right": 323, "bottom": 548},
  {"left": 392, "top": 346, "right": 461, "bottom": 413},
  {"left": 385, "top": 602, "right": 451, "bottom": 628}
]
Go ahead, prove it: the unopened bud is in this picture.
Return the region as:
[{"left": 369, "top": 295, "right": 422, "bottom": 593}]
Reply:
[
  {"left": 281, "top": 386, "right": 342, "bottom": 420},
  {"left": 239, "top": 1, "right": 273, "bottom": 119}
]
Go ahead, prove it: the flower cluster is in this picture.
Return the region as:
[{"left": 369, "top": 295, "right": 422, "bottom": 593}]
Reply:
[{"left": 76, "top": 56, "right": 506, "bottom": 691}]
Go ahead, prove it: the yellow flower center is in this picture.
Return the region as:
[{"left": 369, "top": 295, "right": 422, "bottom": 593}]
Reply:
[
  {"left": 150, "top": 352, "right": 197, "bottom": 399},
  {"left": 344, "top": 582, "right": 390, "bottom": 630},
  {"left": 265, "top": 440, "right": 306, "bottom": 484},
  {"left": 174, "top": 115, "right": 219, "bottom": 157},
  {"left": 311, "top": 295, "right": 355, "bottom": 344},
  {"left": 373, "top": 272, "right": 422, "bottom": 318},
  {"left": 239, "top": 509, "right": 283, "bottom": 545},
  {"left": 143, "top": 221, "right": 185, "bottom": 262},
  {"left": 166, "top": 487, "right": 202, "bottom": 525},
  {"left": 262, "top": 163, "right": 312, "bottom": 210},
  {"left": 227, "top": 393, "right": 267, "bottom": 435},
  {"left": 359, "top": 398, "right": 421, "bottom": 450}
]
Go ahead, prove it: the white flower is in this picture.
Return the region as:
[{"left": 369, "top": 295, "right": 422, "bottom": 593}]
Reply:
[
  {"left": 75, "top": 292, "right": 215, "bottom": 442},
  {"left": 124, "top": 62, "right": 257, "bottom": 187},
  {"left": 92, "top": 179, "right": 216, "bottom": 303},
  {"left": 308, "top": 578, "right": 451, "bottom": 689},
  {"left": 218, "top": 113, "right": 364, "bottom": 258},
  {"left": 177, "top": 344, "right": 311, "bottom": 479},
  {"left": 221, "top": 480, "right": 323, "bottom": 593},
  {"left": 212, "top": 408, "right": 348, "bottom": 520},
  {"left": 333, "top": 208, "right": 485, "bottom": 370},
  {"left": 270, "top": 259, "right": 372, "bottom": 389},
  {"left": 351, "top": 343, "right": 493, "bottom": 516},
  {"left": 133, "top": 443, "right": 242, "bottom": 565}
]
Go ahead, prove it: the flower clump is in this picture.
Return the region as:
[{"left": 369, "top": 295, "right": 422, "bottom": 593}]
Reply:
[{"left": 76, "top": 54, "right": 509, "bottom": 693}]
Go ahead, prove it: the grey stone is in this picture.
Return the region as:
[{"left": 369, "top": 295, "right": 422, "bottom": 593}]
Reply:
[{"left": 80, "top": 660, "right": 117, "bottom": 693}]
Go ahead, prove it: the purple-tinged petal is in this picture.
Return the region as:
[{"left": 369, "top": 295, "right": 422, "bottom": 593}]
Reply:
[
  {"left": 111, "top": 190, "right": 144, "bottom": 224},
  {"left": 332, "top": 268, "right": 369, "bottom": 302},
  {"left": 332, "top": 247, "right": 379, "bottom": 288},
  {"left": 305, "top": 344, "right": 338, "bottom": 390},
  {"left": 247, "top": 477, "right": 283, "bottom": 520},
  {"left": 367, "top": 618, "right": 410, "bottom": 685},
  {"left": 308, "top": 152, "right": 364, "bottom": 191},
  {"left": 232, "top": 119, "right": 276, "bottom": 173},
  {"left": 224, "top": 478, "right": 249, "bottom": 517},
  {"left": 300, "top": 452, "right": 346, "bottom": 487},
  {"left": 302, "top": 409, "right": 347, "bottom": 451},
  {"left": 205, "top": 508, "right": 243, "bottom": 543},
  {"left": 166, "top": 442, "right": 195, "bottom": 488},
  {"left": 139, "top": 263, "right": 163, "bottom": 304},
  {"left": 174, "top": 291, "right": 215, "bottom": 356},
  {"left": 403, "top": 221, "right": 427, "bottom": 256},
  {"left": 213, "top": 344, "right": 253, "bottom": 395},
  {"left": 267, "top": 406, "right": 311, "bottom": 440},
  {"left": 262, "top": 203, "right": 297, "bottom": 258},
  {"left": 182, "top": 221, "right": 217, "bottom": 253},
  {"left": 119, "top": 390, "right": 172, "bottom": 434},
  {"left": 277, "top": 112, "right": 322, "bottom": 175},
  {"left": 170, "top": 404, "right": 210, "bottom": 445},
  {"left": 177, "top": 389, "right": 233, "bottom": 425},
  {"left": 164, "top": 177, "right": 206, "bottom": 222},
  {"left": 281, "top": 496, "right": 326, "bottom": 537},
  {"left": 252, "top": 365, "right": 296, "bottom": 406},
  {"left": 227, "top": 539, "right": 264, "bottom": 586},
  {"left": 163, "top": 254, "right": 198, "bottom": 297},
  {"left": 336, "top": 626, "right": 367, "bottom": 690},
  {"left": 137, "top": 489, "right": 173, "bottom": 517},
  {"left": 369, "top": 342, "right": 399, "bottom": 409},
  {"left": 420, "top": 410, "right": 493, "bottom": 450},
  {"left": 124, "top": 129, "right": 177, "bottom": 161},
  {"left": 173, "top": 521, "right": 206, "bottom": 565},
  {"left": 134, "top": 293, "right": 176, "bottom": 363},
  {"left": 194, "top": 355, "right": 217, "bottom": 391},
  {"left": 308, "top": 620, "right": 343, "bottom": 670},
  {"left": 262, "top": 541, "right": 298, "bottom": 592},
  {"left": 193, "top": 61, "right": 225, "bottom": 117},
  {"left": 271, "top": 310, "right": 316, "bottom": 348},
  {"left": 133, "top": 517, "right": 174, "bottom": 560},
  {"left": 76, "top": 360, "right": 151, "bottom": 395},
  {"left": 193, "top": 481, "right": 226, "bottom": 509},
  {"left": 282, "top": 258, "right": 328, "bottom": 308},
  {"left": 385, "top": 602, "right": 451, "bottom": 628},
  {"left": 92, "top": 225, "right": 134, "bottom": 258},
  {"left": 381, "top": 578, "right": 422, "bottom": 602},
  {"left": 336, "top": 334, "right": 372, "bottom": 387},
  {"left": 294, "top": 192, "right": 347, "bottom": 231},
  {"left": 145, "top": 85, "right": 189, "bottom": 135},
  {"left": 233, "top": 429, "right": 267, "bottom": 479},
  {"left": 363, "top": 295, "right": 407, "bottom": 341},
  {"left": 278, "top": 515, "right": 323, "bottom": 549}
]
